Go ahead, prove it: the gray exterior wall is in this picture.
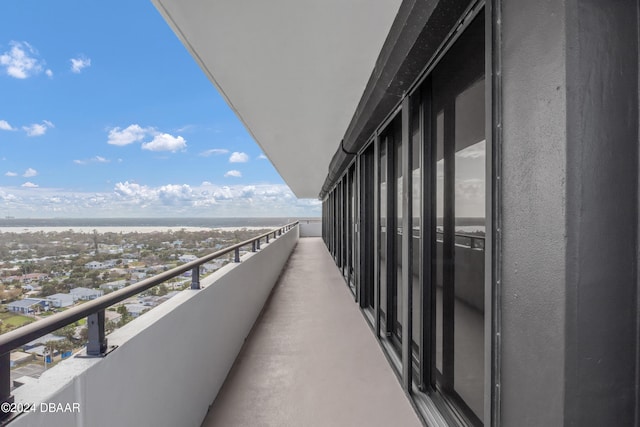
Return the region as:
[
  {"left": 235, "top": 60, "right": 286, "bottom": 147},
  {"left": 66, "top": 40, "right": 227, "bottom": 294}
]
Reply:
[
  {"left": 501, "top": 0, "right": 639, "bottom": 425},
  {"left": 500, "top": 0, "right": 568, "bottom": 424},
  {"left": 321, "top": 0, "right": 640, "bottom": 425},
  {"left": 564, "top": 1, "right": 639, "bottom": 425}
]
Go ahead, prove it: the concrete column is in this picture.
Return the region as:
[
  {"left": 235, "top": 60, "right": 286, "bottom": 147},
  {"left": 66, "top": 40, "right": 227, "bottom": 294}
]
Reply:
[{"left": 500, "top": 0, "right": 639, "bottom": 425}]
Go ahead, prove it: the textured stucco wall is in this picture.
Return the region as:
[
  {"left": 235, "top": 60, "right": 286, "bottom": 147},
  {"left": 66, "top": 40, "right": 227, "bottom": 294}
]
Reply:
[
  {"left": 500, "top": 0, "right": 568, "bottom": 424},
  {"left": 501, "top": 0, "right": 639, "bottom": 425}
]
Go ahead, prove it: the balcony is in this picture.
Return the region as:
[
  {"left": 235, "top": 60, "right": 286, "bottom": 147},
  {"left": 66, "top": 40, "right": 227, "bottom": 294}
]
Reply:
[{"left": 1, "top": 223, "right": 421, "bottom": 427}]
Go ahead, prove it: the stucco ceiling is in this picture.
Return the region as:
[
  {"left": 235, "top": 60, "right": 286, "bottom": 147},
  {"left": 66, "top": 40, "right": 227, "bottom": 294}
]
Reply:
[{"left": 152, "top": 0, "right": 402, "bottom": 198}]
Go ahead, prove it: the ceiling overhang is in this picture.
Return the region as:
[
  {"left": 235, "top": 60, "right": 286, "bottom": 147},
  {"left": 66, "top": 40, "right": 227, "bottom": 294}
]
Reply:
[{"left": 152, "top": 0, "right": 402, "bottom": 198}]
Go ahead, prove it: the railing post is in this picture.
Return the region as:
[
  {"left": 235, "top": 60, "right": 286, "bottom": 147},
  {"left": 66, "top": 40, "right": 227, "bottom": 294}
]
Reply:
[
  {"left": 191, "top": 266, "right": 200, "bottom": 289},
  {"left": 0, "top": 352, "right": 13, "bottom": 421},
  {"left": 234, "top": 248, "right": 240, "bottom": 263},
  {"left": 252, "top": 241, "right": 256, "bottom": 252},
  {"left": 257, "top": 238, "right": 261, "bottom": 250},
  {"left": 87, "top": 310, "right": 108, "bottom": 356}
]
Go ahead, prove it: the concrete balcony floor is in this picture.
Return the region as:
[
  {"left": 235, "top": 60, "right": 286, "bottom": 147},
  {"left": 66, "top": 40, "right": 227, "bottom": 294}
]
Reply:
[{"left": 201, "top": 237, "right": 422, "bottom": 427}]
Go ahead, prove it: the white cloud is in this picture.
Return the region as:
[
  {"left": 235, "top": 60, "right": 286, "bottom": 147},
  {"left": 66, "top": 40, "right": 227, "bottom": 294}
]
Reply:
[
  {"left": 142, "top": 133, "right": 186, "bottom": 152},
  {"left": 176, "top": 125, "right": 195, "bottom": 133},
  {"left": 45, "top": 69, "right": 53, "bottom": 78},
  {"left": 5, "top": 171, "right": 17, "bottom": 177},
  {"left": 74, "top": 156, "right": 110, "bottom": 165},
  {"left": 0, "top": 41, "right": 45, "bottom": 79},
  {"left": 199, "top": 148, "right": 229, "bottom": 157},
  {"left": 456, "top": 140, "right": 485, "bottom": 159},
  {"left": 23, "top": 168, "right": 37, "bottom": 177},
  {"left": 23, "top": 121, "right": 54, "bottom": 137},
  {"left": 70, "top": 56, "right": 91, "bottom": 73},
  {"left": 0, "top": 120, "right": 15, "bottom": 131},
  {"left": 142, "top": 133, "right": 187, "bottom": 153},
  {"left": 229, "top": 152, "right": 249, "bottom": 163},
  {"left": 258, "top": 154, "right": 268, "bottom": 160},
  {"left": 107, "top": 124, "right": 151, "bottom": 146},
  {"left": 224, "top": 170, "right": 242, "bottom": 178},
  {"left": 0, "top": 182, "right": 321, "bottom": 217},
  {"left": 24, "top": 123, "right": 47, "bottom": 136},
  {"left": 21, "top": 182, "right": 38, "bottom": 188},
  {"left": 108, "top": 125, "right": 186, "bottom": 153}
]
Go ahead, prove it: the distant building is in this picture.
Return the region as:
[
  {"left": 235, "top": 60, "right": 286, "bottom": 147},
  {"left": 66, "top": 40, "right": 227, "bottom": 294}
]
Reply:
[
  {"left": 84, "top": 261, "right": 105, "bottom": 270},
  {"left": 46, "top": 293, "right": 75, "bottom": 308},
  {"left": 178, "top": 254, "right": 198, "bottom": 263},
  {"left": 124, "top": 304, "right": 148, "bottom": 318},
  {"left": 9, "top": 351, "right": 33, "bottom": 368},
  {"left": 3, "top": 273, "right": 48, "bottom": 284},
  {"left": 21, "top": 273, "right": 49, "bottom": 284},
  {"left": 100, "top": 280, "right": 127, "bottom": 291},
  {"left": 22, "top": 284, "right": 42, "bottom": 293},
  {"left": 24, "top": 333, "right": 66, "bottom": 350},
  {"left": 70, "top": 287, "right": 103, "bottom": 301},
  {"left": 6, "top": 298, "right": 48, "bottom": 314},
  {"left": 130, "top": 272, "right": 147, "bottom": 281},
  {"left": 103, "top": 259, "right": 120, "bottom": 268}
]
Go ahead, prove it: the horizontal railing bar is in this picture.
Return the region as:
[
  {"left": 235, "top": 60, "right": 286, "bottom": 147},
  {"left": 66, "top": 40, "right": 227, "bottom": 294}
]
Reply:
[
  {"left": 435, "top": 231, "right": 485, "bottom": 240},
  {"left": 0, "top": 221, "right": 298, "bottom": 355}
]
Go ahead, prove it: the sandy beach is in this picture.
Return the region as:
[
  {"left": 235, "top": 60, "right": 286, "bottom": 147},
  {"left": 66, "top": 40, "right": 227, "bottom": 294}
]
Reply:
[{"left": 0, "top": 226, "right": 273, "bottom": 234}]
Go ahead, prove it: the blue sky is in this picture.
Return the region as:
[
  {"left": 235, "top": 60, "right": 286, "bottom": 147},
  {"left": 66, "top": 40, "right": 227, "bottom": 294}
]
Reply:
[{"left": 0, "top": 1, "right": 320, "bottom": 218}]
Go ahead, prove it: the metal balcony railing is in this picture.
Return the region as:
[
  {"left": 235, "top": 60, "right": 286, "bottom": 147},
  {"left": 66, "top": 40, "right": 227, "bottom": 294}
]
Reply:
[
  {"left": 0, "top": 221, "right": 299, "bottom": 422},
  {"left": 435, "top": 231, "right": 485, "bottom": 250}
]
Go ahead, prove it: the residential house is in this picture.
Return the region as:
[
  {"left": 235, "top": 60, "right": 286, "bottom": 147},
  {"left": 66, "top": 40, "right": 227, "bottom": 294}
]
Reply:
[
  {"left": 178, "top": 254, "right": 198, "bottom": 263},
  {"left": 46, "top": 293, "right": 75, "bottom": 308},
  {"left": 23, "top": 333, "right": 66, "bottom": 351},
  {"left": 6, "top": 298, "right": 48, "bottom": 314},
  {"left": 84, "top": 261, "right": 105, "bottom": 270},
  {"left": 100, "top": 280, "right": 127, "bottom": 291},
  {"left": 21, "top": 273, "right": 49, "bottom": 284},
  {"left": 70, "top": 287, "right": 103, "bottom": 301},
  {"left": 124, "top": 304, "right": 149, "bottom": 318}
]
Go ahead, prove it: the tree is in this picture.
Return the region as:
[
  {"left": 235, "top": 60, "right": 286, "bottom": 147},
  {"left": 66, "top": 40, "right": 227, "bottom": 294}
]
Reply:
[
  {"left": 20, "top": 262, "right": 34, "bottom": 275},
  {"left": 92, "top": 229, "right": 99, "bottom": 254},
  {"left": 116, "top": 305, "right": 130, "bottom": 327},
  {"left": 156, "top": 284, "right": 168, "bottom": 296},
  {"left": 78, "top": 328, "right": 88, "bottom": 346},
  {"left": 56, "top": 324, "right": 77, "bottom": 341}
]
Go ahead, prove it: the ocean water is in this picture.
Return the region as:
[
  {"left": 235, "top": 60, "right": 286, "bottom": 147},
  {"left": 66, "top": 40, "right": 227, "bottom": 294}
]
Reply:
[{"left": 0, "top": 217, "right": 319, "bottom": 233}]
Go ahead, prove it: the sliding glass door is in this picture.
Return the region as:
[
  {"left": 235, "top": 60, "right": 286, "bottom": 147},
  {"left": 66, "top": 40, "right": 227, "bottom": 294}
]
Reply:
[{"left": 431, "top": 12, "right": 485, "bottom": 426}]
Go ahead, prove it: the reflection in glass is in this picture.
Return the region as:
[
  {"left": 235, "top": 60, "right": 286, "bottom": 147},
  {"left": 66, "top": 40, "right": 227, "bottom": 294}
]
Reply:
[
  {"left": 349, "top": 168, "right": 355, "bottom": 290},
  {"left": 395, "top": 124, "right": 403, "bottom": 343},
  {"left": 435, "top": 111, "right": 444, "bottom": 374},
  {"left": 411, "top": 97, "right": 421, "bottom": 364},
  {"left": 453, "top": 78, "right": 485, "bottom": 422},
  {"left": 380, "top": 140, "right": 387, "bottom": 324}
]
